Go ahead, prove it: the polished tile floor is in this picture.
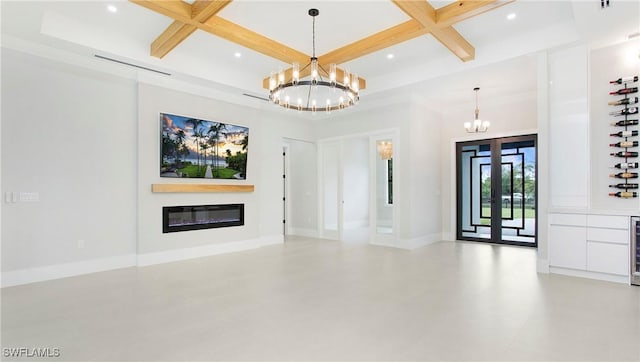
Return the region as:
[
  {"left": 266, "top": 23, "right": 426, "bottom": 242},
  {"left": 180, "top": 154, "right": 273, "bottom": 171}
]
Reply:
[{"left": 2, "top": 237, "right": 639, "bottom": 361}]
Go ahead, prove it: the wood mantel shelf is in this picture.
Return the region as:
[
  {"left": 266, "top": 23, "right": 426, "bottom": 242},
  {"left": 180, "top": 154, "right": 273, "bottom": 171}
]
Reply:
[{"left": 151, "top": 184, "right": 254, "bottom": 193}]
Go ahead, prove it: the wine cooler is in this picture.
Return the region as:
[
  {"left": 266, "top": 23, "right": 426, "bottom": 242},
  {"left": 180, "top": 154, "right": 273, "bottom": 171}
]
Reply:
[{"left": 631, "top": 217, "right": 640, "bottom": 286}]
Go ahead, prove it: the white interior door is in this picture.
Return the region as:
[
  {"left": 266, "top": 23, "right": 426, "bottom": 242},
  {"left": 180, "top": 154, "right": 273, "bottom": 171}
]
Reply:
[{"left": 321, "top": 141, "right": 342, "bottom": 240}]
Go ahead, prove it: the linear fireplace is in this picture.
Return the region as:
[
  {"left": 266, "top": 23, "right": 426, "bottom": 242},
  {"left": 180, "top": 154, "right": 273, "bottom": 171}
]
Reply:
[{"left": 163, "top": 204, "right": 244, "bottom": 233}]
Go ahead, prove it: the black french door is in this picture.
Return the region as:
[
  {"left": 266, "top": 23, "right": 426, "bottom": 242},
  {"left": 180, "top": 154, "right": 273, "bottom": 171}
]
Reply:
[{"left": 456, "top": 134, "right": 537, "bottom": 247}]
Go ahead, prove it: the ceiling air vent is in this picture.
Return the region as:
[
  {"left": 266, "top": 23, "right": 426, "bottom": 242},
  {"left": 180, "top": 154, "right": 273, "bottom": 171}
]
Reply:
[
  {"left": 242, "top": 93, "right": 269, "bottom": 102},
  {"left": 94, "top": 55, "right": 171, "bottom": 76}
]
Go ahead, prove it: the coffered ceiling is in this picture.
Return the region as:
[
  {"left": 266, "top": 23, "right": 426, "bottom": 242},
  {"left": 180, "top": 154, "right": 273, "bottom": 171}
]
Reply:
[
  {"left": 130, "top": 0, "right": 515, "bottom": 91},
  {"left": 1, "top": 1, "right": 639, "bottom": 113}
]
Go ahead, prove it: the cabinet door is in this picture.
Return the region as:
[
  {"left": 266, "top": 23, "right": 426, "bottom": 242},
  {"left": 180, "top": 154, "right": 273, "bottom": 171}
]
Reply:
[
  {"left": 587, "top": 242, "right": 629, "bottom": 276},
  {"left": 549, "top": 225, "right": 587, "bottom": 270}
]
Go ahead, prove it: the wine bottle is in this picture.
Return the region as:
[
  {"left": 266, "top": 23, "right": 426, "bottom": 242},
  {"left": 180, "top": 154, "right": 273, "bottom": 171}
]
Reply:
[
  {"left": 610, "top": 130, "right": 639, "bottom": 137},
  {"left": 609, "top": 87, "right": 638, "bottom": 95},
  {"left": 611, "top": 119, "right": 639, "bottom": 127},
  {"left": 614, "top": 162, "right": 639, "bottom": 169},
  {"left": 611, "top": 151, "right": 639, "bottom": 157},
  {"left": 609, "top": 191, "right": 638, "bottom": 198},
  {"left": 610, "top": 76, "right": 639, "bottom": 84},
  {"left": 610, "top": 141, "right": 639, "bottom": 147},
  {"left": 609, "top": 107, "right": 639, "bottom": 116},
  {"left": 609, "top": 183, "right": 639, "bottom": 189},
  {"left": 609, "top": 97, "right": 639, "bottom": 106},
  {"left": 610, "top": 172, "right": 638, "bottom": 178}
]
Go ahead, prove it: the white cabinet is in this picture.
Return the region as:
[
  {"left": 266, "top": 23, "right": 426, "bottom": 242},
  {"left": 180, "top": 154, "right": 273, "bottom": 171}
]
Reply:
[
  {"left": 586, "top": 215, "right": 629, "bottom": 276},
  {"left": 587, "top": 242, "right": 629, "bottom": 275},
  {"left": 549, "top": 225, "right": 587, "bottom": 270},
  {"left": 549, "top": 212, "right": 630, "bottom": 282},
  {"left": 587, "top": 215, "right": 629, "bottom": 230}
]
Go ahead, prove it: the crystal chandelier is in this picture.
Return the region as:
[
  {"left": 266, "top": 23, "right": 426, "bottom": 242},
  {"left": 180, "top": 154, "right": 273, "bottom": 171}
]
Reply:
[
  {"left": 464, "top": 87, "right": 490, "bottom": 133},
  {"left": 267, "top": 9, "right": 360, "bottom": 113}
]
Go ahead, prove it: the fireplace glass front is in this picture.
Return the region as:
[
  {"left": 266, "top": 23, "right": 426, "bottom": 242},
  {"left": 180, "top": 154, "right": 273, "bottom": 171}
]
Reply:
[{"left": 163, "top": 204, "right": 244, "bottom": 233}]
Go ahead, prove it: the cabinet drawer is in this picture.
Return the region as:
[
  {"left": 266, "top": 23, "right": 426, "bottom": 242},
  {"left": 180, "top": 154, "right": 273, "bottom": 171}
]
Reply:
[
  {"left": 549, "top": 225, "right": 586, "bottom": 270},
  {"left": 549, "top": 213, "right": 587, "bottom": 227},
  {"left": 587, "top": 242, "right": 629, "bottom": 276},
  {"left": 587, "top": 228, "right": 629, "bottom": 245},
  {"left": 587, "top": 215, "right": 629, "bottom": 230}
]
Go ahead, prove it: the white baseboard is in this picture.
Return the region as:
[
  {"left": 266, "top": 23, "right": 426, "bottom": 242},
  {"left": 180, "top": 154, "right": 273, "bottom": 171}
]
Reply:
[
  {"left": 137, "top": 236, "right": 282, "bottom": 267},
  {"left": 288, "top": 227, "right": 319, "bottom": 238},
  {"left": 537, "top": 258, "right": 550, "bottom": 273},
  {"left": 372, "top": 233, "right": 442, "bottom": 250},
  {"left": 441, "top": 232, "right": 455, "bottom": 241},
  {"left": 1, "top": 254, "right": 137, "bottom": 288},
  {"left": 549, "top": 266, "right": 629, "bottom": 284},
  {"left": 2, "top": 237, "right": 285, "bottom": 287},
  {"left": 260, "top": 234, "right": 285, "bottom": 246},
  {"left": 398, "top": 233, "right": 443, "bottom": 250}
]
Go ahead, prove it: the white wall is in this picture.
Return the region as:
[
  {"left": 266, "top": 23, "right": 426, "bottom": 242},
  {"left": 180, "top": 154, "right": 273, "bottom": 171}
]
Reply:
[
  {"left": 137, "top": 84, "right": 315, "bottom": 263},
  {"left": 316, "top": 102, "right": 409, "bottom": 243},
  {"left": 343, "top": 137, "right": 369, "bottom": 229},
  {"left": 1, "top": 48, "right": 318, "bottom": 284},
  {"left": 316, "top": 99, "right": 443, "bottom": 248},
  {"left": 1, "top": 49, "right": 138, "bottom": 284},
  {"left": 440, "top": 91, "right": 538, "bottom": 241},
  {"left": 590, "top": 39, "right": 640, "bottom": 210},
  {"left": 548, "top": 45, "right": 589, "bottom": 209},
  {"left": 543, "top": 41, "right": 640, "bottom": 213},
  {"left": 407, "top": 98, "right": 442, "bottom": 243}
]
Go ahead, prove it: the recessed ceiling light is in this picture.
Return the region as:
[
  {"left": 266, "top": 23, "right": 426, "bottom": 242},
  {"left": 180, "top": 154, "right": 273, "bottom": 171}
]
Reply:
[
  {"left": 387, "top": 53, "right": 395, "bottom": 60},
  {"left": 507, "top": 13, "right": 516, "bottom": 20},
  {"left": 234, "top": 52, "right": 242, "bottom": 58},
  {"left": 107, "top": 5, "right": 117, "bottom": 13}
]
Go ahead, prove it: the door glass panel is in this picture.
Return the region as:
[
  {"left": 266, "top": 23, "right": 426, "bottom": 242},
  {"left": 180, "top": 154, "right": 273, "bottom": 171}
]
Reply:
[
  {"left": 460, "top": 143, "right": 492, "bottom": 239},
  {"left": 501, "top": 140, "right": 536, "bottom": 244}
]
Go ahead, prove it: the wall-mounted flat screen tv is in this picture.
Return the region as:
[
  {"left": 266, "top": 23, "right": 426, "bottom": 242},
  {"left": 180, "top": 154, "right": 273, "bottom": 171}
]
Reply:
[{"left": 161, "top": 113, "right": 249, "bottom": 179}]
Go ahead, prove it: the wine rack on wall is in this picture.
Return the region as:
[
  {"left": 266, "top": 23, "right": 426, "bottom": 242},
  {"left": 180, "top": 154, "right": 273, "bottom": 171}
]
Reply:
[{"left": 608, "top": 75, "right": 639, "bottom": 199}]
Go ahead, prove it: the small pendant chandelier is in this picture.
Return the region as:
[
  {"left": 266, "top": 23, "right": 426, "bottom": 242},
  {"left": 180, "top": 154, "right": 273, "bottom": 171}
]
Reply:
[
  {"left": 267, "top": 9, "right": 360, "bottom": 113},
  {"left": 377, "top": 141, "right": 393, "bottom": 160},
  {"left": 464, "top": 87, "right": 490, "bottom": 133}
]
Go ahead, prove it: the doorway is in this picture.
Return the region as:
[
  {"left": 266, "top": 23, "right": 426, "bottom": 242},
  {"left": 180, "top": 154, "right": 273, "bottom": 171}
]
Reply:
[{"left": 456, "top": 134, "right": 537, "bottom": 247}]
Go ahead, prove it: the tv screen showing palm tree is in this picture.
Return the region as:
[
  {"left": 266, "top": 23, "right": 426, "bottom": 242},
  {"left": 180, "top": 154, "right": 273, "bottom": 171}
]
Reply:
[{"left": 160, "top": 113, "right": 249, "bottom": 179}]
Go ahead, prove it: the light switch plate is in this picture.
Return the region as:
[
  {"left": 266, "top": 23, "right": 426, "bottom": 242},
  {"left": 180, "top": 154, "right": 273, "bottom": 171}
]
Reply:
[{"left": 19, "top": 192, "right": 39, "bottom": 202}]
